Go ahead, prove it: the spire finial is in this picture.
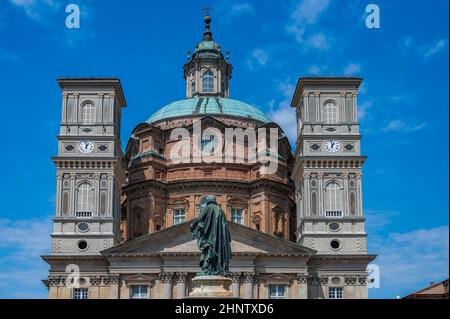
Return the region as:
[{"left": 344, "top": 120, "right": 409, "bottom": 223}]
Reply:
[{"left": 202, "top": 5, "right": 213, "bottom": 41}]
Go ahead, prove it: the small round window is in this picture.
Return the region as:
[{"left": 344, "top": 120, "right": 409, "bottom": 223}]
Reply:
[
  {"left": 77, "top": 223, "right": 90, "bottom": 232},
  {"left": 77, "top": 240, "right": 88, "bottom": 251},
  {"left": 328, "top": 222, "right": 340, "bottom": 232},
  {"left": 330, "top": 239, "right": 341, "bottom": 250}
]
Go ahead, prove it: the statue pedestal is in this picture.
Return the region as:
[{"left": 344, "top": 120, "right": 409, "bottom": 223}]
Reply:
[{"left": 188, "top": 275, "right": 234, "bottom": 298}]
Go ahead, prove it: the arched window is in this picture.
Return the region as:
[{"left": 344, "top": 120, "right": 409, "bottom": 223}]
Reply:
[
  {"left": 325, "top": 182, "right": 343, "bottom": 216},
  {"left": 77, "top": 182, "right": 94, "bottom": 213},
  {"left": 191, "top": 81, "right": 196, "bottom": 95},
  {"left": 81, "top": 103, "right": 95, "bottom": 125},
  {"left": 202, "top": 70, "right": 214, "bottom": 93},
  {"left": 350, "top": 192, "right": 356, "bottom": 215},
  {"left": 324, "top": 101, "right": 337, "bottom": 124}
]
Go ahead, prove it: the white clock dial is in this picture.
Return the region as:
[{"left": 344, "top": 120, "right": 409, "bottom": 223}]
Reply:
[
  {"left": 78, "top": 140, "right": 94, "bottom": 154},
  {"left": 325, "top": 140, "right": 341, "bottom": 153}
]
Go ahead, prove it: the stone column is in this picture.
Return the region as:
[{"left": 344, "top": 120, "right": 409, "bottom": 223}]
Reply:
[
  {"left": 314, "top": 91, "right": 320, "bottom": 122},
  {"left": 343, "top": 173, "right": 349, "bottom": 216},
  {"left": 230, "top": 273, "right": 241, "bottom": 297},
  {"left": 243, "top": 273, "right": 255, "bottom": 299},
  {"left": 176, "top": 272, "right": 187, "bottom": 299},
  {"left": 303, "top": 91, "right": 309, "bottom": 122},
  {"left": 56, "top": 173, "right": 62, "bottom": 217},
  {"left": 74, "top": 93, "right": 79, "bottom": 124},
  {"left": 160, "top": 272, "right": 173, "bottom": 299},
  {"left": 340, "top": 92, "right": 346, "bottom": 124},
  {"left": 61, "top": 93, "right": 68, "bottom": 123},
  {"left": 304, "top": 173, "right": 310, "bottom": 216},
  {"left": 69, "top": 173, "right": 76, "bottom": 217},
  {"left": 352, "top": 91, "right": 358, "bottom": 122}
]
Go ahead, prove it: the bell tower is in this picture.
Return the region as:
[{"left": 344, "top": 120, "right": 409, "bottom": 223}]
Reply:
[
  {"left": 51, "top": 78, "right": 126, "bottom": 255},
  {"left": 291, "top": 77, "right": 367, "bottom": 254},
  {"left": 183, "top": 14, "right": 233, "bottom": 98}
]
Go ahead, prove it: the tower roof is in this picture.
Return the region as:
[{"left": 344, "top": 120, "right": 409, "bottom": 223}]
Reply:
[{"left": 191, "top": 15, "right": 224, "bottom": 60}]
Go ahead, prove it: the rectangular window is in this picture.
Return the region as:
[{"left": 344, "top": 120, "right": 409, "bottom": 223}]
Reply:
[
  {"left": 173, "top": 208, "right": 185, "bottom": 225},
  {"left": 328, "top": 287, "right": 343, "bottom": 299},
  {"left": 269, "top": 285, "right": 286, "bottom": 299},
  {"left": 231, "top": 208, "right": 244, "bottom": 225},
  {"left": 130, "top": 285, "right": 148, "bottom": 299},
  {"left": 73, "top": 288, "right": 88, "bottom": 299}
]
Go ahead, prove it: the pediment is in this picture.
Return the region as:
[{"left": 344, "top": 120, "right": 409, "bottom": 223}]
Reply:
[{"left": 102, "top": 222, "right": 315, "bottom": 256}]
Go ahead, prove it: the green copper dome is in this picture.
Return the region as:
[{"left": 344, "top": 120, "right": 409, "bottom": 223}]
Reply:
[{"left": 146, "top": 97, "right": 271, "bottom": 124}]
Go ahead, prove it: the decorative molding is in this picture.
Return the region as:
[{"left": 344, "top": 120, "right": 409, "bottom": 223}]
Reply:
[
  {"left": 160, "top": 272, "right": 174, "bottom": 283},
  {"left": 176, "top": 272, "right": 188, "bottom": 284}
]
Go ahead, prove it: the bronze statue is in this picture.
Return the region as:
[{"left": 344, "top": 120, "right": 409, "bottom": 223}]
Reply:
[{"left": 191, "top": 195, "right": 232, "bottom": 276}]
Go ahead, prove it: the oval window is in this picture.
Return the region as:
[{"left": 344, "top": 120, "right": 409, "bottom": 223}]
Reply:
[
  {"left": 77, "top": 223, "right": 89, "bottom": 232},
  {"left": 328, "top": 222, "right": 340, "bottom": 232},
  {"left": 77, "top": 240, "right": 88, "bottom": 251},
  {"left": 330, "top": 239, "right": 341, "bottom": 250}
]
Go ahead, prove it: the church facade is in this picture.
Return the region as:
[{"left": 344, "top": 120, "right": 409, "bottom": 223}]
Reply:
[{"left": 42, "top": 15, "right": 375, "bottom": 299}]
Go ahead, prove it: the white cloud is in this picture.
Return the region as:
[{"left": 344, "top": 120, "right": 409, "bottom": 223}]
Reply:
[
  {"left": 366, "top": 210, "right": 449, "bottom": 298},
  {"left": 308, "top": 64, "right": 329, "bottom": 75},
  {"left": 286, "top": 0, "right": 331, "bottom": 45},
  {"left": 307, "top": 32, "right": 330, "bottom": 50},
  {"left": 343, "top": 62, "right": 362, "bottom": 75},
  {"left": 252, "top": 49, "right": 268, "bottom": 66},
  {"left": 290, "top": 0, "right": 330, "bottom": 25},
  {"left": 358, "top": 100, "right": 372, "bottom": 121},
  {"left": 230, "top": 3, "right": 254, "bottom": 16},
  {"left": 0, "top": 217, "right": 52, "bottom": 298},
  {"left": 267, "top": 80, "right": 298, "bottom": 144},
  {"left": 423, "top": 38, "right": 448, "bottom": 59},
  {"left": 382, "top": 120, "right": 426, "bottom": 133},
  {"left": 8, "top": 0, "right": 61, "bottom": 21},
  {"left": 370, "top": 225, "right": 449, "bottom": 298},
  {"left": 268, "top": 100, "right": 297, "bottom": 144}
]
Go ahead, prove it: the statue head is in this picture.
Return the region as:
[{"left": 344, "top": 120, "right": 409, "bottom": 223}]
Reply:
[{"left": 205, "top": 195, "right": 217, "bottom": 205}]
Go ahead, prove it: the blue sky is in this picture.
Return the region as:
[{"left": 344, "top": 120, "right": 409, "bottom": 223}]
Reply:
[{"left": 0, "top": 0, "right": 448, "bottom": 299}]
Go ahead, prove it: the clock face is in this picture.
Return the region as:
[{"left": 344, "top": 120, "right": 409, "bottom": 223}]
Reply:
[
  {"left": 78, "top": 140, "right": 94, "bottom": 154},
  {"left": 325, "top": 140, "right": 341, "bottom": 153}
]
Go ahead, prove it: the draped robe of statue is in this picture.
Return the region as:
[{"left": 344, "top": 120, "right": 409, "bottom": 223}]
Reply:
[{"left": 191, "top": 195, "right": 232, "bottom": 276}]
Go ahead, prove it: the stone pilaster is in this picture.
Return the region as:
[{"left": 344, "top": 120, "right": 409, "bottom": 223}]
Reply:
[
  {"left": 230, "top": 272, "right": 241, "bottom": 297},
  {"left": 242, "top": 272, "right": 256, "bottom": 299},
  {"left": 176, "top": 272, "right": 187, "bottom": 298},
  {"left": 160, "top": 272, "right": 174, "bottom": 299}
]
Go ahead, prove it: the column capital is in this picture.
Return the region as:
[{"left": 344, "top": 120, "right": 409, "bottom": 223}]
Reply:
[
  {"left": 242, "top": 272, "right": 256, "bottom": 283},
  {"left": 160, "top": 272, "right": 174, "bottom": 283},
  {"left": 297, "top": 273, "right": 308, "bottom": 283},
  {"left": 176, "top": 272, "right": 188, "bottom": 283},
  {"left": 230, "top": 272, "right": 242, "bottom": 283}
]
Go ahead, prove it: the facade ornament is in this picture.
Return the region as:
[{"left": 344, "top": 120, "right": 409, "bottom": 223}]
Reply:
[
  {"left": 230, "top": 272, "right": 242, "bottom": 283},
  {"left": 319, "top": 275, "right": 329, "bottom": 285},
  {"left": 340, "top": 91, "right": 346, "bottom": 96},
  {"left": 314, "top": 91, "right": 320, "bottom": 96},
  {"left": 358, "top": 276, "right": 368, "bottom": 285},
  {"left": 302, "top": 91, "right": 309, "bottom": 97},
  {"left": 176, "top": 272, "right": 187, "bottom": 284},
  {"left": 89, "top": 276, "right": 102, "bottom": 286},
  {"left": 160, "top": 272, "right": 174, "bottom": 284},
  {"left": 297, "top": 273, "right": 308, "bottom": 284},
  {"left": 242, "top": 272, "right": 256, "bottom": 283},
  {"left": 344, "top": 275, "right": 358, "bottom": 285}
]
